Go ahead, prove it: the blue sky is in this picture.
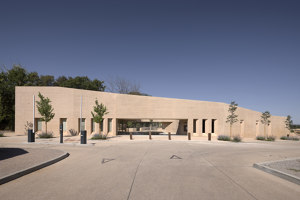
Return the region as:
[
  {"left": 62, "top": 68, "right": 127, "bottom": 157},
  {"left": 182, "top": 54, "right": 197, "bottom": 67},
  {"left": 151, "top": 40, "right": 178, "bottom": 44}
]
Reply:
[{"left": 1, "top": 0, "right": 299, "bottom": 123}]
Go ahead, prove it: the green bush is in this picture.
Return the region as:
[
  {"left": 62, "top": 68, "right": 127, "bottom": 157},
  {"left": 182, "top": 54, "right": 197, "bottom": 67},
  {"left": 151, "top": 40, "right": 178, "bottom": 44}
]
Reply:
[
  {"left": 266, "top": 136, "right": 275, "bottom": 141},
  {"left": 218, "top": 135, "right": 231, "bottom": 141},
  {"left": 280, "top": 136, "right": 299, "bottom": 141},
  {"left": 0, "top": 132, "right": 4, "bottom": 137},
  {"left": 232, "top": 135, "right": 242, "bottom": 142},
  {"left": 38, "top": 132, "right": 54, "bottom": 138},
  {"left": 256, "top": 136, "right": 265, "bottom": 140},
  {"left": 91, "top": 133, "right": 107, "bottom": 140}
]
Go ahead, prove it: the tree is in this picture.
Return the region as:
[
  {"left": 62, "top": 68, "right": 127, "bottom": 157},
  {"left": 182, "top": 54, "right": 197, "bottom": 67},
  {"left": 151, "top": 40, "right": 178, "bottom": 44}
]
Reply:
[
  {"left": 226, "top": 101, "right": 238, "bottom": 138},
  {"left": 285, "top": 115, "right": 293, "bottom": 135},
  {"left": 106, "top": 76, "right": 141, "bottom": 94},
  {"left": 36, "top": 92, "right": 55, "bottom": 134},
  {"left": 261, "top": 111, "right": 271, "bottom": 137},
  {"left": 91, "top": 99, "right": 108, "bottom": 135}
]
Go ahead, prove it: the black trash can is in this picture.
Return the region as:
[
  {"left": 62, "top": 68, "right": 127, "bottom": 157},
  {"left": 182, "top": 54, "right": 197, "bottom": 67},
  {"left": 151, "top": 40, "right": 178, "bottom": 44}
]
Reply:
[
  {"left": 81, "top": 130, "right": 87, "bottom": 144},
  {"left": 208, "top": 133, "right": 211, "bottom": 141},
  {"left": 28, "top": 129, "right": 35, "bottom": 142}
]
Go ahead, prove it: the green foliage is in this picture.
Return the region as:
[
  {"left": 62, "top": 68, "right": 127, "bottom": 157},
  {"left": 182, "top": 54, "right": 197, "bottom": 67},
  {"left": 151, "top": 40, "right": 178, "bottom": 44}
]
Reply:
[
  {"left": 36, "top": 92, "right": 55, "bottom": 134},
  {"left": 218, "top": 135, "right": 231, "bottom": 141},
  {"left": 256, "top": 135, "right": 275, "bottom": 141},
  {"left": 280, "top": 136, "right": 299, "bottom": 141},
  {"left": 232, "top": 135, "right": 242, "bottom": 142},
  {"left": 261, "top": 111, "right": 271, "bottom": 125},
  {"left": 91, "top": 99, "right": 108, "bottom": 134},
  {"left": 0, "top": 65, "right": 105, "bottom": 130},
  {"left": 285, "top": 115, "right": 293, "bottom": 133},
  {"left": 226, "top": 101, "right": 238, "bottom": 138},
  {"left": 266, "top": 136, "right": 275, "bottom": 141},
  {"left": 91, "top": 133, "right": 107, "bottom": 140},
  {"left": 256, "top": 136, "right": 265, "bottom": 140},
  {"left": 0, "top": 132, "right": 4, "bottom": 137},
  {"left": 38, "top": 132, "right": 54, "bottom": 138}
]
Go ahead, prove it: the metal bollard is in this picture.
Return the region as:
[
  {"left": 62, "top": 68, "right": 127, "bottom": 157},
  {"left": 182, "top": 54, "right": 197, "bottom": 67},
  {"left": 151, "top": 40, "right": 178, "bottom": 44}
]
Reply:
[
  {"left": 28, "top": 129, "right": 35, "bottom": 142},
  {"left": 168, "top": 132, "right": 171, "bottom": 140},
  {"left": 130, "top": 132, "right": 133, "bottom": 140},
  {"left": 60, "top": 124, "right": 63, "bottom": 144},
  {"left": 81, "top": 130, "right": 87, "bottom": 144},
  {"left": 188, "top": 132, "right": 191, "bottom": 140},
  {"left": 208, "top": 133, "right": 211, "bottom": 141},
  {"left": 149, "top": 131, "right": 152, "bottom": 140}
]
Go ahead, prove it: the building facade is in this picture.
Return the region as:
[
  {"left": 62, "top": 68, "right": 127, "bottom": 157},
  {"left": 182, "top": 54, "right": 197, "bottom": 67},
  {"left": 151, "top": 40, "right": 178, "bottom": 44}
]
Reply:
[{"left": 15, "top": 86, "right": 288, "bottom": 138}]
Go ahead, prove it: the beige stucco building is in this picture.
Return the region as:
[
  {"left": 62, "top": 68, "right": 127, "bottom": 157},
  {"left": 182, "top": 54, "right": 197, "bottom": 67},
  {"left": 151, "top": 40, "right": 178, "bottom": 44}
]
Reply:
[{"left": 15, "top": 86, "right": 288, "bottom": 138}]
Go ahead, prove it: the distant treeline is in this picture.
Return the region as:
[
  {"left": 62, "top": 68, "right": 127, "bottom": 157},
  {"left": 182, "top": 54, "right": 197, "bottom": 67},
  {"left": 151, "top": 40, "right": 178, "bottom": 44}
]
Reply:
[
  {"left": 0, "top": 65, "right": 105, "bottom": 130},
  {"left": 291, "top": 124, "right": 300, "bottom": 129}
]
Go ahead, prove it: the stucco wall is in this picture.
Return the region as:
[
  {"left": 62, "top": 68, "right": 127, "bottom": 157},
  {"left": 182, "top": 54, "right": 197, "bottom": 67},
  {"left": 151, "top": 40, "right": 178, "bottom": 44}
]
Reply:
[{"left": 15, "top": 86, "right": 287, "bottom": 138}]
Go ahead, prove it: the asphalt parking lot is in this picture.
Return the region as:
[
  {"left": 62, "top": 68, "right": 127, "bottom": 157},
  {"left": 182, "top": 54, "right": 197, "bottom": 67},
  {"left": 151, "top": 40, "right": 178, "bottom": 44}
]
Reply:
[{"left": 0, "top": 135, "right": 300, "bottom": 200}]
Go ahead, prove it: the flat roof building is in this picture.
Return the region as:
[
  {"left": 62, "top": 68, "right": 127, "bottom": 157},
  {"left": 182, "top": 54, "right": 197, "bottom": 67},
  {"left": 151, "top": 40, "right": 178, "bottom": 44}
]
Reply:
[{"left": 15, "top": 86, "right": 287, "bottom": 138}]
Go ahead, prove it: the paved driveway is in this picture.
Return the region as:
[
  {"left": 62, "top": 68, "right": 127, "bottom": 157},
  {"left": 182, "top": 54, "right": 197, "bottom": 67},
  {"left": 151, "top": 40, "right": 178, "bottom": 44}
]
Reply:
[{"left": 0, "top": 137, "right": 299, "bottom": 200}]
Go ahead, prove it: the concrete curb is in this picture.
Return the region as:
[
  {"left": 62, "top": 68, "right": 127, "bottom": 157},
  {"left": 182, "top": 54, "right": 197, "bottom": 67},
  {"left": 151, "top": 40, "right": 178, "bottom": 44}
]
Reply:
[
  {"left": 253, "top": 161, "right": 300, "bottom": 185},
  {"left": 0, "top": 152, "right": 69, "bottom": 185}
]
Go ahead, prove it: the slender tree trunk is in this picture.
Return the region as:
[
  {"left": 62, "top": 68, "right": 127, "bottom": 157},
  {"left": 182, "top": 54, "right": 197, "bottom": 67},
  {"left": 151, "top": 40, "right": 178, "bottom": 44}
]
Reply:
[
  {"left": 45, "top": 122, "right": 47, "bottom": 134},
  {"left": 230, "top": 124, "right": 232, "bottom": 138},
  {"left": 264, "top": 124, "right": 266, "bottom": 138}
]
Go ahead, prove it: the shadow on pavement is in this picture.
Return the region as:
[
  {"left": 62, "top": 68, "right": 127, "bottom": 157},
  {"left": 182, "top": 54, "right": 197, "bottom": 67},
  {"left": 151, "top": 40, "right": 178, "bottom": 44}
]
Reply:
[{"left": 0, "top": 148, "right": 28, "bottom": 161}]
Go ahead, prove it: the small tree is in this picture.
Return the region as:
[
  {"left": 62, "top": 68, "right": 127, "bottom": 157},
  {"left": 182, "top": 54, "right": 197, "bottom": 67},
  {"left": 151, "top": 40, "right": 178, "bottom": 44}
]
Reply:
[
  {"left": 91, "top": 99, "right": 108, "bottom": 135},
  {"left": 226, "top": 101, "right": 238, "bottom": 138},
  {"left": 285, "top": 115, "right": 293, "bottom": 136},
  {"left": 36, "top": 92, "right": 55, "bottom": 134},
  {"left": 261, "top": 111, "right": 271, "bottom": 137}
]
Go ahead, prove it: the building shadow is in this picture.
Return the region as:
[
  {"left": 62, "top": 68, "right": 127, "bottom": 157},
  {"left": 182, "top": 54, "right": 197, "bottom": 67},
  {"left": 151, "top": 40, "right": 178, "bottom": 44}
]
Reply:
[{"left": 0, "top": 148, "right": 28, "bottom": 161}]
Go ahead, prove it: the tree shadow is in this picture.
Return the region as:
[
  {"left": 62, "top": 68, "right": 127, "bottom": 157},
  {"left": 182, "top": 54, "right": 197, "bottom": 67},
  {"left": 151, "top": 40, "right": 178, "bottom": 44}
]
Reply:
[{"left": 0, "top": 148, "right": 28, "bottom": 161}]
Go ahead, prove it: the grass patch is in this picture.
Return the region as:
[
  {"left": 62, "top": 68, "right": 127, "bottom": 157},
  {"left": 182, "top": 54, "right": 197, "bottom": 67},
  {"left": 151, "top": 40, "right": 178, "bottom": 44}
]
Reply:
[
  {"left": 38, "top": 132, "right": 54, "bottom": 138},
  {"left": 288, "top": 168, "right": 300, "bottom": 172},
  {"left": 266, "top": 136, "right": 275, "bottom": 141},
  {"left": 218, "top": 135, "right": 231, "bottom": 141},
  {"left": 91, "top": 133, "right": 107, "bottom": 140},
  {"left": 256, "top": 136, "right": 265, "bottom": 140},
  {"left": 280, "top": 136, "right": 299, "bottom": 141}
]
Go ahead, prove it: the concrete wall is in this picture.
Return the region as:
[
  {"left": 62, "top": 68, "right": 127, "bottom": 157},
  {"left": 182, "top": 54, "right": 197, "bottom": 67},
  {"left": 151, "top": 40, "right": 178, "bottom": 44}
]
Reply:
[{"left": 15, "top": 86, "right": 288, "bottom": 138}]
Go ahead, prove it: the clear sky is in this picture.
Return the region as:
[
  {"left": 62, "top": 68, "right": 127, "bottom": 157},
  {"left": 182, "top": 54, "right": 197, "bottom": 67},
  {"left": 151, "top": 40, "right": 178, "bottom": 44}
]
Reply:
[{"left": 1, "top": 0, "right": 299, "bottom": 123}]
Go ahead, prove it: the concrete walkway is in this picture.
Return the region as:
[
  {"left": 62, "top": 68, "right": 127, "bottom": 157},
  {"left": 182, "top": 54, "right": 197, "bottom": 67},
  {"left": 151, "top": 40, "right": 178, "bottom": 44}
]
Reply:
[{"left": 0, "top": 134, "right": 300, "bottom": 200}]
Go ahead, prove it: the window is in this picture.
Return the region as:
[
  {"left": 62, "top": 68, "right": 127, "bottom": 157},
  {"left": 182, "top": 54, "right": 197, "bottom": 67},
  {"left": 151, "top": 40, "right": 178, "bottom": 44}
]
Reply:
[
  {"left": 78, "top": 118, "right": 86, "bottom": 131},
  {"left": 91, "top": 119, "right": 95, "bottom": 132},
  {"left": 36, "top": 118, "right": 42, "bottom": 131},
  {"left": 202, "top": 119, "right": 206, "bottom": 133},
  {"left": 193, "top": 119, "right": 197, "bottom": 133},
  {"left": 108, "top": 118, "right": 112, "bottom": 132},
  {"left": 60, "top": 118, "right": 67, "bottom": 132}
]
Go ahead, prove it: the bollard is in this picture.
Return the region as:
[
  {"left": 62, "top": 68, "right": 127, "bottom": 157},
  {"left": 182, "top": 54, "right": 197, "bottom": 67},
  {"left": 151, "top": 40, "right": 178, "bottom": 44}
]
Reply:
[
  {"left": 28, "top": 129, "right": 35, "bottom": 143},
  {"left": 188, "top": 132, "right": 191, "bottom": 140},
  {"left": 130, "top": 132, "right": 133, "bottom": 140},
  {"left": 208, "top": 133, "right": 211, "bottom": 141},
  {"left": 81, "top": 130, "right": 87, "bottom": 144},
  {"left": 168, "top": 132, "right": 171, "bottom": 140},
  {"left": 60, "top": 124, "right": 63, "bottom": 144},
  {"left": 149, "top": 131, "right": 152, "bottom": 140}
]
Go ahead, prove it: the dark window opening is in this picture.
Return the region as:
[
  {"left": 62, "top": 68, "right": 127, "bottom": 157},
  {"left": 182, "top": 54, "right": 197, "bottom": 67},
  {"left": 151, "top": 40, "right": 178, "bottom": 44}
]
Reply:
[
  {"left": 193, "top": 119, "right": 197, "bottom": 133},
  {"left": 202, "top": 119, "right": 206, "bottom": 133},
  {"left": 212, "top": 119, "right": 215, "bottom": 133}
]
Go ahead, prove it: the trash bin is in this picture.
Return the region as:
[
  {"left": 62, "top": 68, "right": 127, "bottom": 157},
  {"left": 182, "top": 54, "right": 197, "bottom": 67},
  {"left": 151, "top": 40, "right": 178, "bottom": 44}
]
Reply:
[
  {"left": 28, "top": 129, "right": 35, "bottom": 142},
  {"left": 60, "top": 124, "right": 63, "bottom": 144},
  {"left": 208, "top": 133, "right": 211, "bottom": 141},
  {"left": 81, "top": 130, "right": 87, "bottom": 144}
]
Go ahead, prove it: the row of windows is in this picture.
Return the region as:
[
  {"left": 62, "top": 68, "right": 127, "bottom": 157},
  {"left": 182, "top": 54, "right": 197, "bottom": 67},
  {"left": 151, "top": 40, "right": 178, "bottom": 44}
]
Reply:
[{"left": 34, "top": 118, "right": 113, "bottom": 133}]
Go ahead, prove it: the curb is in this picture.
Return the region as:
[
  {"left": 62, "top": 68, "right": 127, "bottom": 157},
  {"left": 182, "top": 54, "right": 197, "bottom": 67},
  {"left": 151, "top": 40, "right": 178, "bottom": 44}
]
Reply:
[
  {"left": 0, "top": 152, "right": 69, "bottom": 185},
  {"left": 253, "top": 161, "right": 300, "bottom": 185}
]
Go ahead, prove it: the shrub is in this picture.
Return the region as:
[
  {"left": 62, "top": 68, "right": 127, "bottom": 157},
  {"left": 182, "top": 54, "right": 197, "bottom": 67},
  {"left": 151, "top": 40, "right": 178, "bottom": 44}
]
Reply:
[
  {"left": 91, "top": 133, "right": 107, "bottom": 140},
  {"left": 218, "top": 135, "right": 231, "bottom": 141},
  {"left": 0, "top": 132, "right": 4, "bottom": 137},
  {"left": 232, "top": 135, "right": 242, "bottom": 142},
  {"left": 68, "top": 129, "right": 78, "bottom": 136},
  {"left": 280, "top": 136, "right": 299, "bottom": 141},
  {"left": 256, "top": 136, "right": 265, "bottom": 140},
  {"left": 38, "top": 132, "right": 54, "bottom": 138},
  {"left": 266, "top": 136, "right": 275, "bottom": 141},
  {"left": 24, "top": 121, "right": 33, "bottom": 135}
]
